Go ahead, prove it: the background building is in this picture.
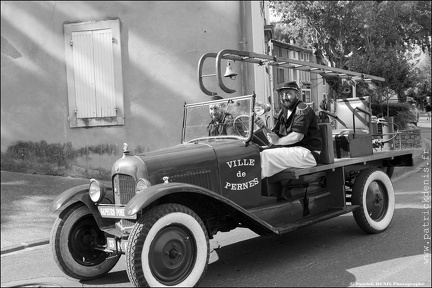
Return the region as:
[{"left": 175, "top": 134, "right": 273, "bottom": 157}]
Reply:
[{"left": 269, "top": 39, "right": 330, "bottom": 115}]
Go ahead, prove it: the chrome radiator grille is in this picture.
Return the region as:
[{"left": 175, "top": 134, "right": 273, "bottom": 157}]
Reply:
[{"left": 113, "top": 174, "right": 135, "bottom": 205}]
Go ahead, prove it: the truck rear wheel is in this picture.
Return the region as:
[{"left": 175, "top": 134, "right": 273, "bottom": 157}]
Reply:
[
  {"left": 126, "top": 204, "right": 209, "bottom": 287},
  {"left": 351, "top": 168, "right": 395, "bottom": 233},
  {"left": 50, "top": 204, "right": 120, "bottom": 280}
]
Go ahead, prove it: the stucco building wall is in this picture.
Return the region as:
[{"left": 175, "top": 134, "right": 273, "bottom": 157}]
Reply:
[{"left": 1, "top": 1, "right": 267, "bottom": 177}]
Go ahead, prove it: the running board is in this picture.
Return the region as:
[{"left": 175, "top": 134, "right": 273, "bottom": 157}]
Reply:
[{"left": 274, "top": 206, "right": 360, "bottom": 235}]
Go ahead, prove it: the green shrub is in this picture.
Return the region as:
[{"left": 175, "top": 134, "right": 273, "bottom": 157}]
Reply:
[
  {"left": 1, "top": 140, "right": 118, "bottom": 179},
  {"left": 4, "top": 140, "right": 71, "bottom": 167},
  {"left": 0, "top": 152, "right": 29, "bottom": 172},
  {"left": 371, "top": 102, "right": 416, "bottom": 130}
]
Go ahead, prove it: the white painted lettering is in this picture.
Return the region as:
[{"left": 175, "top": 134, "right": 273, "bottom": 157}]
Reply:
[
  {"left": 224, "top": 178, "right": 260, "bottom": 191},
  {"left": 226, "top": 159, "right": 256, "bottom": 169},
  {"left": 237, "top": 171, "right": 246, "bottom": 177},
  {"left": 116, "top": 208, "right": 125, "bottom": 217},
  {"left": 100, "top": 208, "right": 115, "bottom": 216}
]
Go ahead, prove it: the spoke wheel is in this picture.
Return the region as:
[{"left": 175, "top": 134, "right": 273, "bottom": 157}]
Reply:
[{"left": 351, "top": 168, "right": 395, "bottom": 234}]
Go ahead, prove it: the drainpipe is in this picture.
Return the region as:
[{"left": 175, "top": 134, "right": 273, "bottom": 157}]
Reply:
[{"left": 239, "top": 1, "right": 247, "bottom": 95}]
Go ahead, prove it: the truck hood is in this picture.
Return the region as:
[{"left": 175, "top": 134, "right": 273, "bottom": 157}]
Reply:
[
  {"left": 137, "top": 142, "right": 217, "bottom": 178},
  {"left": 112, "top": 139, "right": 244, "bottom": 188}
]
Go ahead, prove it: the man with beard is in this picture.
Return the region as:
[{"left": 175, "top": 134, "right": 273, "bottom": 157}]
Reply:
[
  {"left": 255, "top": 81, "right": 322, "bottom": 179},
  {"left": 207, "top": 96, "right": 239, "bottom": 136}
]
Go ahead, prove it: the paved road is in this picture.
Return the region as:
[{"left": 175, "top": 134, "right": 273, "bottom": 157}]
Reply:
[{"left": 1, "top": 172, "right": 88, "bottom": 250}]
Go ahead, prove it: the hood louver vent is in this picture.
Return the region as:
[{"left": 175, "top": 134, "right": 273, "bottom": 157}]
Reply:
[{"left": 169, "top": 170, "right": 213, "bottom": 190}]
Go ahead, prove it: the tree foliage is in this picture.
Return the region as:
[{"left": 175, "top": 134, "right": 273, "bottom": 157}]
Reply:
[
  {"left": 269, "top": 1, "right": 431, "bottom": 101},
  {"left": 349, "top": 45, "right": 415, "bottom": 101},
  {"left": 409, "top": 52, "right": 431, "bottom": 105}
]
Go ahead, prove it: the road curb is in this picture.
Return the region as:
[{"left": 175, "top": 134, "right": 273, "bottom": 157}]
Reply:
[{"left": 1, "top": 239, "right": 49, "bottom": 255}]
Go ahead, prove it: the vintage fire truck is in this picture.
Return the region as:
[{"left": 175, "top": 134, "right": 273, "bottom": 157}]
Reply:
[{"left": 50, "top": 49, "right": 414, "bottom": 287}]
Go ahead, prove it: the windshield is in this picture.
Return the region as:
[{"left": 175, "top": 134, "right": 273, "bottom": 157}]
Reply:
[{"left": 182, "top": 95, "right": 255, "bottom": 143}]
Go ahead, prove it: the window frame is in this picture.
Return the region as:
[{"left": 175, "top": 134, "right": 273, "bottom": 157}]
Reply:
[
  {"left": 64, "top": 19, "right": 124, "bottom": 128},
  {"left": 278, "top": 68, "right": 285, "bottom": 84}
]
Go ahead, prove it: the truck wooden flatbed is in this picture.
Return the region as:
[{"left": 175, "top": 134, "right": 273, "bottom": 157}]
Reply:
[{"left": 272, "top": 148, "right": 413, "bottom": 180}]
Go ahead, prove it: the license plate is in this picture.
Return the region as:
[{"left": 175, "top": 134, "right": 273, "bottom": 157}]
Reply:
[
  {"left": 98, "top": 206, "right": 136, "bottom": 219},
  {"left": 107, "top": 237, "right": 128, "bottom": 253},
  {"left": 107, "top": 238, "right": 116, "bottom": 250}
]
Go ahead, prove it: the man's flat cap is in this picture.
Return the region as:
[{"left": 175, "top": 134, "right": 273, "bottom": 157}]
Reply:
[{"left": 276, "top": 81, "right": 300, "bottom": 91}]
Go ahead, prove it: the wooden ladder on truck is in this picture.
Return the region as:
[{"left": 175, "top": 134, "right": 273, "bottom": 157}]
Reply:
[
  {"left": 198, "top": 49, "right": 401, "bottom": 154},
  {"left": 198, "top": 48, "right": 385, "bottom": 96}
]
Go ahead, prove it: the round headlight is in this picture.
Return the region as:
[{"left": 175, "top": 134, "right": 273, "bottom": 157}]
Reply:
[
  {"left": 89, "top": 179, "right": 106, "bottom": 203},
  {"left": 136, "top": 178, "right": 151, "bottom": 194}
]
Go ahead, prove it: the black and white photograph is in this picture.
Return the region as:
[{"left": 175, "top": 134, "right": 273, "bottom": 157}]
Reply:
[{"left": 1, "top": 1, "right": 431, "bottom": 287}]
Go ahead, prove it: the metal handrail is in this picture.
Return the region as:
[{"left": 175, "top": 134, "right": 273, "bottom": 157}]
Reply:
[
  {"left": 353, "top": 107, "right": 372, "bottom": 138},
  {"left": 197, "top": 53, "right": 218, "bottom": 96}
]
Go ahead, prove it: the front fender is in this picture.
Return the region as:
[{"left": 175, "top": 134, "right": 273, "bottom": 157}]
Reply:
[
  {"left": 51, "top": 184, "right": 115, "bottom": 230},
  {"left": 51, "top": 184, "right": 90, "bottom": 213},
  {"left": 124, "top": 183, "right": 227, "bottom": 216},
  {"left": 51, "top": 182, "right": 113, "bottom": 213},
  {"left": 124, "top": 182, "right": 274, "bottom": 235}
]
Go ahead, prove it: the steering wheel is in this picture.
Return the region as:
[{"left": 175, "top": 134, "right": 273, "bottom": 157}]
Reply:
[
  {"left": 233, "top": 114, "right": 261, "bottom": 137},
  {"left": 234, "top": 115, "right": 269, "bottom": 146}
]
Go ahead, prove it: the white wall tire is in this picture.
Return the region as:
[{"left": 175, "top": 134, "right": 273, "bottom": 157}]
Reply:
[
  {"left": 126, "top": 204, "right": 209, "bottom": 287},
  {"left": 351, "top": 168, "right": 395, "bottom": 233},
  {"left": 50, "top": 204, "right": 120, "bottom": 280}
]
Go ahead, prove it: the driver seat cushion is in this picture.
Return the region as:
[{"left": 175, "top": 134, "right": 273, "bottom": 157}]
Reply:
[{"left": 266, "top": 123, "right": 334, "bottom": 185}]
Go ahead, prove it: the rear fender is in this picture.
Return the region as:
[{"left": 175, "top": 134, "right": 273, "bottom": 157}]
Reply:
[
  {"left": 51, "top": 184, "right": 115, "bottom": 229},
  {"left": 124, "top": 182, "right": 274, "bottom": 234}
]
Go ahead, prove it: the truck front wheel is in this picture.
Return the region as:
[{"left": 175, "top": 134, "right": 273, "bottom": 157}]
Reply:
[
  {"left": 352, "top": 168, "right": 395, "bottom": 233},
  {"left": 126, "top": 204, "right": 209, "bottom": 287},
  {"left": 50, "top": 204, "right": 120, "bottom": 280}
]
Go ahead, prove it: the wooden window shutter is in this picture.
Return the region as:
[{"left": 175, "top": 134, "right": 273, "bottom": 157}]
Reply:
[
  {"left": 72, "top": 31, "right": 96, "bottom": 118},
  {"left": 71, "top": 29, "right": 116, "bottom": 119},
  {"left": 93, "top": 29, "right": 116, "bottom": 117}
]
